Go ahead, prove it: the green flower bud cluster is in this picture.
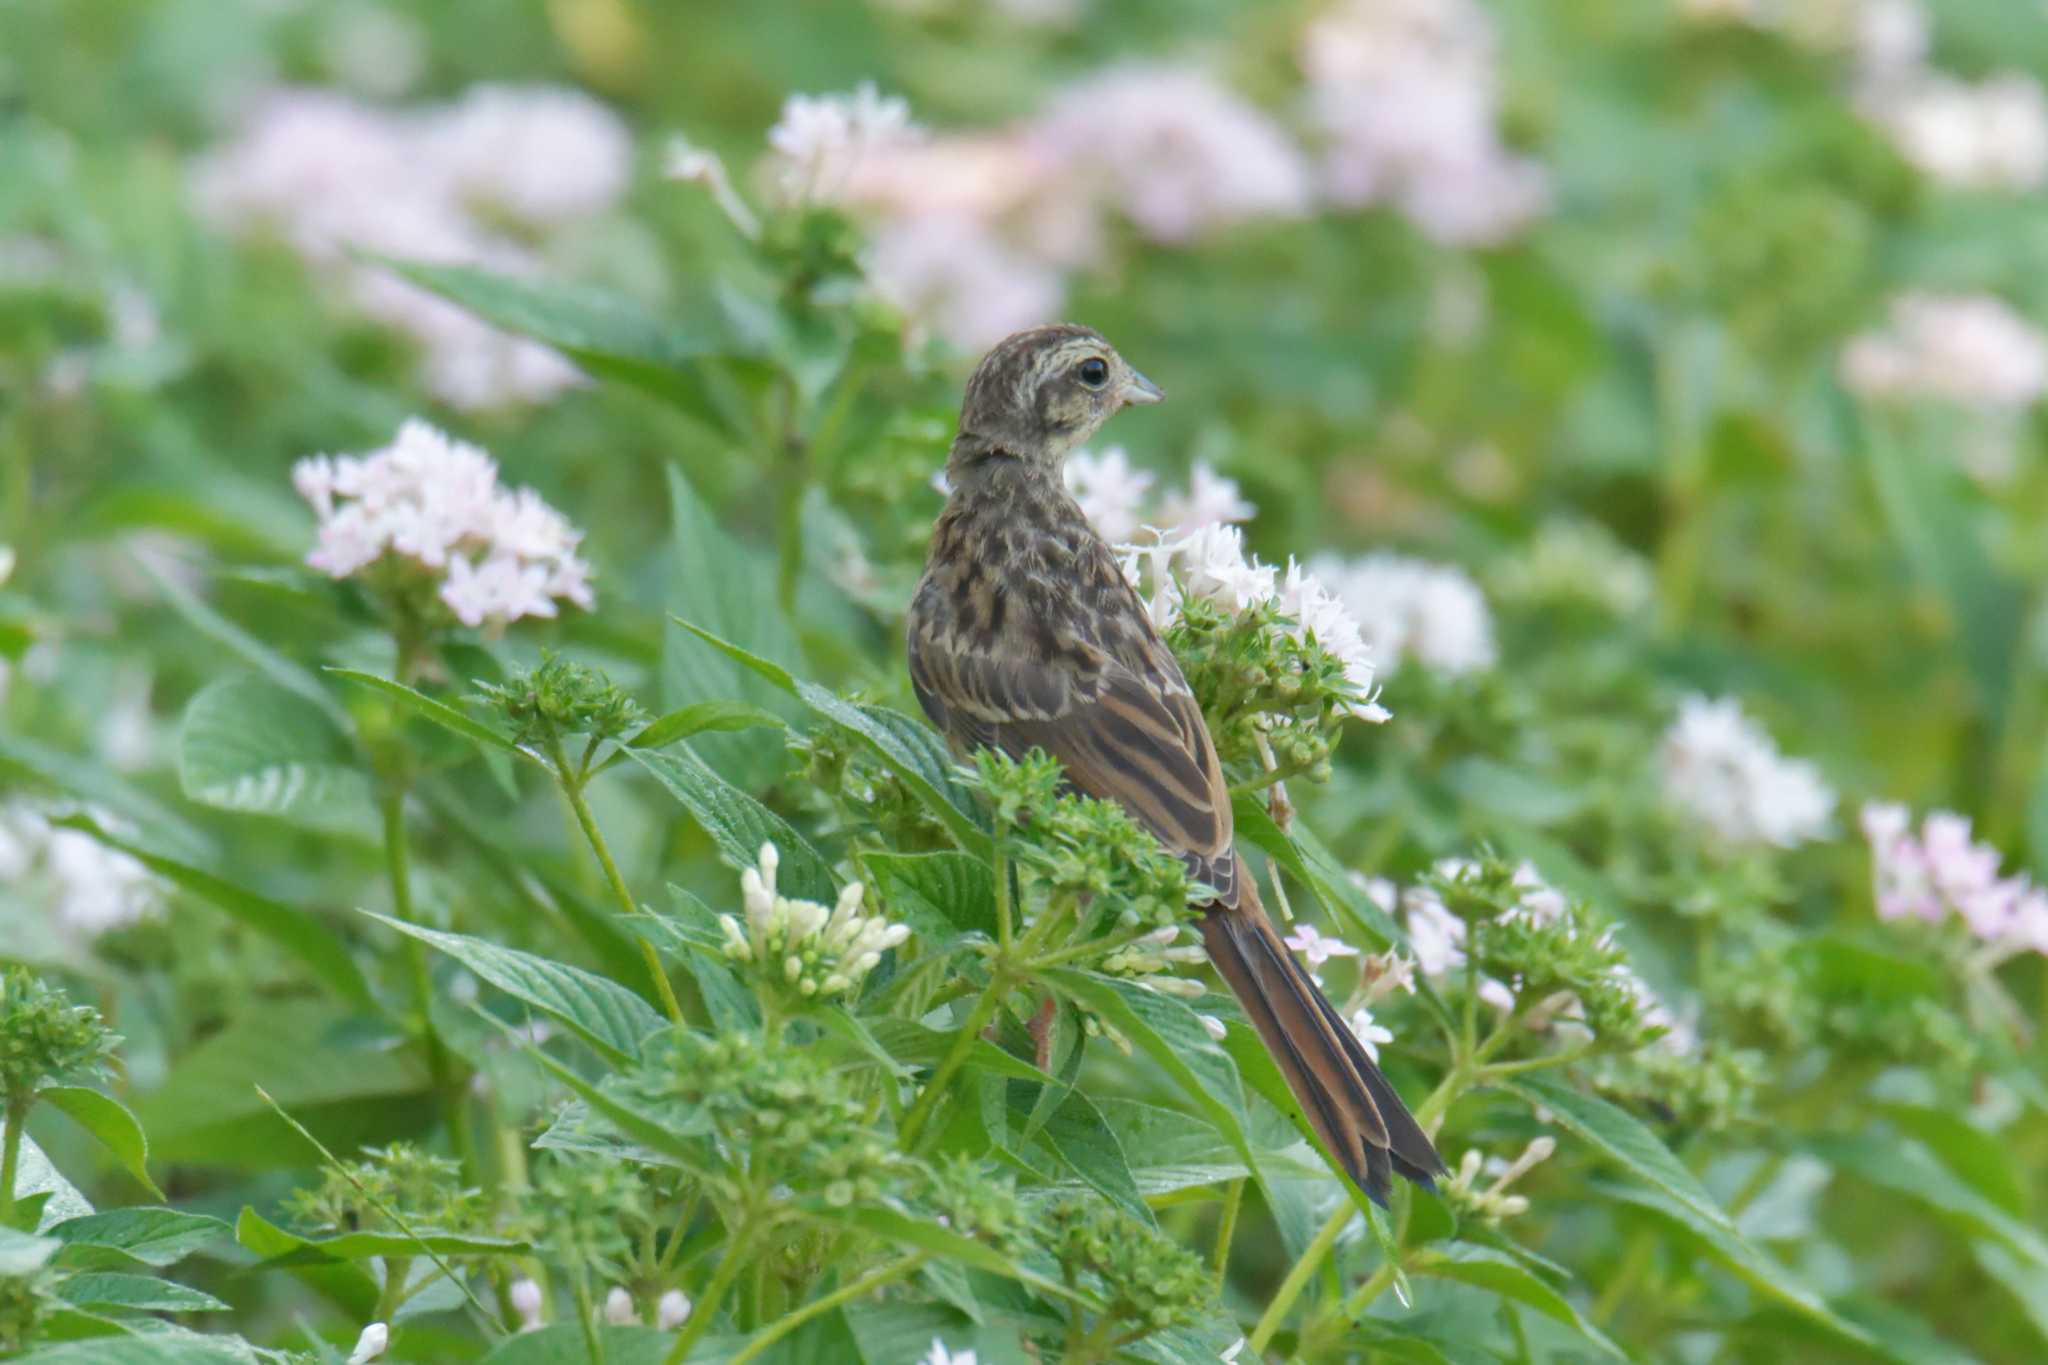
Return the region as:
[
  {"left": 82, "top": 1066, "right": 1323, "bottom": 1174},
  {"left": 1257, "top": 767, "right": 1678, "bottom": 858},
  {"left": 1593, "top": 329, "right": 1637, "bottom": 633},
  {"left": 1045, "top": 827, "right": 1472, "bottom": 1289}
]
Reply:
[
  {"left": 0, "top": 1267, "right": 53, "bottom": 1352},
  {"left": 923, "top": 1156, "right": 1025, "bottom": 1251},
  {"left": 718, "top": 844, "right": 909, "bottom": 1001},
  {"left": 1166, "top": 596, "right": 1346, "bottom": 782},
  {"left": 520, "top": 1153, "right": 649, "bottom": 1276},
  {"left": 286, "top": 1142, "right": 484, "bottom": 1238},
  {"left": 617, "top": 1028, "right": 917, "bottom": 1209},
  {"left": 792, "top": 724, "right": 953, "bottom": 852},
  {"left": 1042, "top": 1197, "right": 1211, "bottom": 1342},
  {"left": 0, "top": 969, "right": 117, "bottom": 1104},
  {"left": 971, "top": 750, "right": 1195, "bottom": 931},
  {"left": 472, "top": 651, "right": 646, "bottom": 745}
]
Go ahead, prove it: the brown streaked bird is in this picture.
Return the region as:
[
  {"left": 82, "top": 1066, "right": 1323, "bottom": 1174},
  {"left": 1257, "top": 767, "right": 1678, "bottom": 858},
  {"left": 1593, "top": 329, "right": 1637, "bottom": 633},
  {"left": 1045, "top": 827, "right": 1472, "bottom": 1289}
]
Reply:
[{"left": 905, "top": 323, "right": 1443, "bottom": 1206}]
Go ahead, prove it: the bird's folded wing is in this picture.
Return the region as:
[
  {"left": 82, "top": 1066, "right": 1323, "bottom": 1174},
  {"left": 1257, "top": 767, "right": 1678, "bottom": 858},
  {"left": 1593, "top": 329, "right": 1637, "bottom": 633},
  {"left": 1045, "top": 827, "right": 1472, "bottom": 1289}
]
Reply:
[{"left": 910, "top": 635, "right": 1238, "bottom": 902}]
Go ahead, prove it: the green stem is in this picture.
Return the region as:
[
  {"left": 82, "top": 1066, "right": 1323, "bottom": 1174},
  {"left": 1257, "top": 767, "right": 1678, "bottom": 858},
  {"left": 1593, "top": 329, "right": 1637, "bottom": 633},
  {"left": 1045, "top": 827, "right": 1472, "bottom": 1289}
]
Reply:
[
  {"left": 0, "top": 1094, "right": 26, "bottom": 1224},
  {"left": 897, "top": 971, "right": 1011, "bottom": 1150},
  {"left": 1212, "top": 1178, "right": 1245, "bottom": 1286},
  {"left": 382, "top": 789, "right": 473, "bottom": 1176},
  {"left": 548, "top": 735, "right": 685, "bottom": 1025},
  {"left": 724, "top": 1254, "right": 930, "bottom": 1365},
  {"left": 1340, "top": 1260, "right": 1396, "bottom": 1321},
  {"left": 572, "top": 1272, "right": 606, "bottom": 1365},
  {"left": 994, "top": 846, "right": 1013, "bottom": 953},
  {"left": 1247, "top": 1193, "right": 1355, "bottom": 1355},
  {"left": 664, "top": 1226, "right": 758, "bottom": 1365}
]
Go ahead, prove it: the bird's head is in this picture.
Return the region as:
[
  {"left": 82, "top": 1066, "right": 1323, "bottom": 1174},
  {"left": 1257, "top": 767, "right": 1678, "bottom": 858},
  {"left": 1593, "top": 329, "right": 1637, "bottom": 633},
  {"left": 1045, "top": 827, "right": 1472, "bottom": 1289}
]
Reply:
[{"left": 949, "top": 324, "right": 1163, "bottom": 481}]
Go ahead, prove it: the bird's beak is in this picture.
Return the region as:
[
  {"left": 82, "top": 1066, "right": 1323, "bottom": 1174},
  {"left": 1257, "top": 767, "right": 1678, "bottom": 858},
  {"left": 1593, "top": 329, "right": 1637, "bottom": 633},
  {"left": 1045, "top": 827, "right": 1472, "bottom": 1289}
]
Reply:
[{"left": 1119, "top": 370, "right": 1165, "bottom": 406}]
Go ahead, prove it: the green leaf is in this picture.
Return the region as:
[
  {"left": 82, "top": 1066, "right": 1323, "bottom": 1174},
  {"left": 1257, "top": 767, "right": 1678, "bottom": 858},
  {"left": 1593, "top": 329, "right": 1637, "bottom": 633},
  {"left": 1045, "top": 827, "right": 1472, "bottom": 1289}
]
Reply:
[
  {"left": 5, "top": 1133, "right": 93, "bottom": 1228},
  {"left": 660, "top": 466, "right": 804, "bottom": 786},
  {"left": 178, "top": 672, "right": 369, "bottom": 820},
  {"left": 1413, "top": 1246, "right": 1625, "bottom": 1360},
  {"left": 365, "top": 912, "right": 665, "bottom": 1064},
  {"left": 1974, "top": 1240, "right": 2048, "bottom": 1347},
  {"left": 326, "top": 668, "right": 532, "bottom": 759},
  {"left": 867, "top": 851, "right": 997, "bottom": 940},
  {"left": 56, "top": 1273, "right": 227, "bottom": 1314},
  {"left": 0, "top": 1226, "right": 58, "bottom": 1273},
  {"left": 0, "top": 734, "right": 209, "bottom": 861},
  {"left": 14, "top": 1338, "right": 263, "bottom": 1364},
  {"left": 1025, "top": 1089, "right": 1150, "bottom": 1223},
  {"left": 132, "top": 1002, "right": 431, "bottom": 1169},
  {"left": 831, "top": 1207, "right": 1084, "bottom": 1308},
  {"left": 1813, "top": 1134, "right": 2048, "bottom": 1273},
  {"left": 232, "top": 1206, "right": 374, "bottom": 1320},
  {"left": 628, "top": 746, "right": 838, "bottom": 903},
  {"left": 525, "top": 1047, "right": 703, "bottom": 1170},
  {"left": 391, "top": 261, "right": 768, "bottom": 440},
  {"left": 628, "top": 700, "right": 786, "bottom": 752},
  {"left": 864, "top": 1018, "right": 1056, "bottom": 1087},
  {"left": 482, "top": 1323, "right": 684, "bottom": 1365},
  {"left": 139, "top": 555, "right": 350, "bottom": 730},
  {"left": 51, "top": 815, "right": 374, "bottom": 1009},
  {"left": 245, "top": 1223, "right": 529, "bottom": 1267},
  {"left": 48, "top": 1210, "right": 229, "bottom": 1270},
  {"left": 1039, "top": 971, "right": 1268, "bottom": 1205},
  {"left": 677, "top": 619, "right": 990, "bottom": 857},
  {"left": 1230, "top": 795, "right": 1403, "bottom": 949},
  {"left": 40, "top": 1088, "right": 161, "bottom": 1200},
  {"left": 1862, "top": 412, "right": 2025, "bottom": 719},
  {"left": 1507, "top": 1076, "right": 1874, "bottom": 1349}
]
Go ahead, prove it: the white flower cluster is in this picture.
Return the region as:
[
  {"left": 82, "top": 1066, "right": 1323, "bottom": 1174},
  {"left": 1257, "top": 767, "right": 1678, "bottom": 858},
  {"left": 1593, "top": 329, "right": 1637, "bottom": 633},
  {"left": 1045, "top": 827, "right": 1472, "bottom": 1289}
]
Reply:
[
  {"left": 717, "top": 844, "right": 910, "bottom": 1000},
  {"left": 1062, "top": 448, "right": 1254, "bottom": 544},
  {"left": 293, "top": 418, "right": 596, "bottom": 629},
  {"left": 1300, "top": 0, "right": 1550, "bottom": 247},
  {"left": 1310, "top": 552, "right": 1497, "bottom": 679},
  {"left": 1861, "top": 804, "right": 2048, "bottom": 958},
  {"left": 1658, "top": 696, "right": 1835, "bottom": 849},
  {"left": 764, "top": 83, "right": 924, "bottom": 207},
  {"left": 193, "top": 85, "right": 631, "bottom": 409},
  {"left": 1840, "top": 292, "right": 2048, "bottom": 410},
  {"left": 1099, "top": 924, "right": 1208, "bottom": 998},
  {"left": 0, "top": 804, "right": 163, "bottom": 939},
  {"left": 1123, "top": 524, "right": 1391, "bottom": 723},
  {"left": 678, "top": 67, "right": 1310, "bottom": 349}
]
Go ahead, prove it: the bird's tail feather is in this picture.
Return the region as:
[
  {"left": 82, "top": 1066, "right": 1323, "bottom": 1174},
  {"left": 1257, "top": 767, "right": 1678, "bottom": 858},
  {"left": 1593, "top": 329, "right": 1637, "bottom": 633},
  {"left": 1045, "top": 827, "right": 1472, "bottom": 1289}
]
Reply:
[{"left": 1200, "top": 881, "right": 1443, "bottom": 1206}]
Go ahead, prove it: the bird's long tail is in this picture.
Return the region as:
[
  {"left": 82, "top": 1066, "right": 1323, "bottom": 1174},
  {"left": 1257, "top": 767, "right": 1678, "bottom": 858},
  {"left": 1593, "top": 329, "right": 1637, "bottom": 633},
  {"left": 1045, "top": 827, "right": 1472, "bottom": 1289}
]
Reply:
[{"left": 1200, "top": 880, "right": 1444, "bottom": 1206}]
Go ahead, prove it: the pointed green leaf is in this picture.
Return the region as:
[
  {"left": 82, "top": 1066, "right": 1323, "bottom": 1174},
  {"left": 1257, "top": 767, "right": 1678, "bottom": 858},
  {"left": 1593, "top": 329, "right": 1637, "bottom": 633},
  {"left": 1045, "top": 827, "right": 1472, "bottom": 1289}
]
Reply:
[
  {"left": 677, "top": 619, "right": 990, "bottom": 856},
  {"left": 178, "top": 673, "right": 369, "bottom": 819},
  {"left": 1413, "top": 1246, "right": 1625, "bottom": 1360},
  {"left": 867, "top": 851, "right": 997, "bottom": 940},
  {"left": 40, "top": 1088, "right": 160, "bottom": 1200},
  {"left": 326, "top": 668, "right": 533, "bottom": 759},
  {"left": 627, "top": 745, "right": 838, "bottom": 903},
  {"left": 365, "top": 912, "right": 664, "bottom": 1064},
  {"left": 48, "top": 1210, "right": 229, "bottom": 1270},
  {"left": 57, "top": 1273, "right": 228, "bottom": 1314}
]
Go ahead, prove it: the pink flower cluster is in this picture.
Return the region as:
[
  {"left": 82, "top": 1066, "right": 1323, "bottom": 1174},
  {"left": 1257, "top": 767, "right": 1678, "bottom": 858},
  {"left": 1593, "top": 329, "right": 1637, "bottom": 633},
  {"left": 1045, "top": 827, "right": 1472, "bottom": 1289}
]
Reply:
[
  {"left": 294, "top": 419, "right": 595, "bottom": 630},
  {"left": 1861, "top": 803, "right": 2048, "bottom": 957},
  {"left": 194, "top": 85, "right": 631, "bottom": 409}
]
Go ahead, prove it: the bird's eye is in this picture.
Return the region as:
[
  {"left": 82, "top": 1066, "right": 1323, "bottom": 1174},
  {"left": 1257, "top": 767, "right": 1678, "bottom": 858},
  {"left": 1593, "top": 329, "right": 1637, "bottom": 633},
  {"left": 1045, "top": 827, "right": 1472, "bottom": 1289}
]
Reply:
[{"left": 1077, "top": 356, "right": 1110, "bottom": 388}]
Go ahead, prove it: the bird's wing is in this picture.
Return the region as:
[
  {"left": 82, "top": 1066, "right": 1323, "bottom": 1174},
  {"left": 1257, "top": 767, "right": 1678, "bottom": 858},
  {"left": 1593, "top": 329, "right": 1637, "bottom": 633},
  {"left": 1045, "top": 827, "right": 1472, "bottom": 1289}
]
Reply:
[{"left": 909, "top": 623, "right": 1240, "bottom": 904}]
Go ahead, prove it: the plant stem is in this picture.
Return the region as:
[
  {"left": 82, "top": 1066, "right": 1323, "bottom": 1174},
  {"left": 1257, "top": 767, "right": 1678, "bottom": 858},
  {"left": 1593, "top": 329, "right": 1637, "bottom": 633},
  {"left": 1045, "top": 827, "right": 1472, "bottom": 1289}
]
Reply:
[
  {"left": 0, "top": 1094, "right": 26, "bottom": 1223},
  {"left": 724, "top": 1253, "right": 930, "bottom": 1365},
  {"left": 548, "top": 735, "right": 685, "bottom": 1025},
  {"left": 897, "top": 970, "right": 1010, "bottom": 1150},
  {"left": 1247, "top": 1193, "right": 1355, "bottom": 1355},
  {"left": 1212, "top": 1178, "right": 1244, "bottom": 1286},
  {"left": 664, "top": 1226, "right": 757, "bottom": 1365},
  {"left": 382, "top": 788, "right": 473, "bottom": 1177},
  {"left": 994, "top": 845, "right": 1013, "bottom": 952}
]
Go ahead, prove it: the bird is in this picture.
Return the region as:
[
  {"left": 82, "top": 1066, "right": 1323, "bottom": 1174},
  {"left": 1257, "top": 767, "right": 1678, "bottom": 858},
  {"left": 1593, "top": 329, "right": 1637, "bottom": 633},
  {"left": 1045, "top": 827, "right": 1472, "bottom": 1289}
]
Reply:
[{"left": 905, "top": 323, "right": 1443, "bottom": 1206}]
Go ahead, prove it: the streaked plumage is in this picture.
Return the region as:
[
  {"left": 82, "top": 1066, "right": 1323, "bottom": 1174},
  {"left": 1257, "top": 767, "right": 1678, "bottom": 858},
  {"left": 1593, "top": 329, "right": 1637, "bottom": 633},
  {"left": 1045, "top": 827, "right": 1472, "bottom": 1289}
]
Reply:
[{"left": 906, "top": 324, "right": 1443, "bottom": 1205}]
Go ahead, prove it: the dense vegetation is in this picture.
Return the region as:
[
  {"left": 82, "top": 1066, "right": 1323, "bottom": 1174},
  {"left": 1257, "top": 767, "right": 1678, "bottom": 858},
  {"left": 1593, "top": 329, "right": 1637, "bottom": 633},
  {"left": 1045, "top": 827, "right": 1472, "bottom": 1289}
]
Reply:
[{"left": 2, "top": 1, "right": 2046, "bottom": 1361}]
